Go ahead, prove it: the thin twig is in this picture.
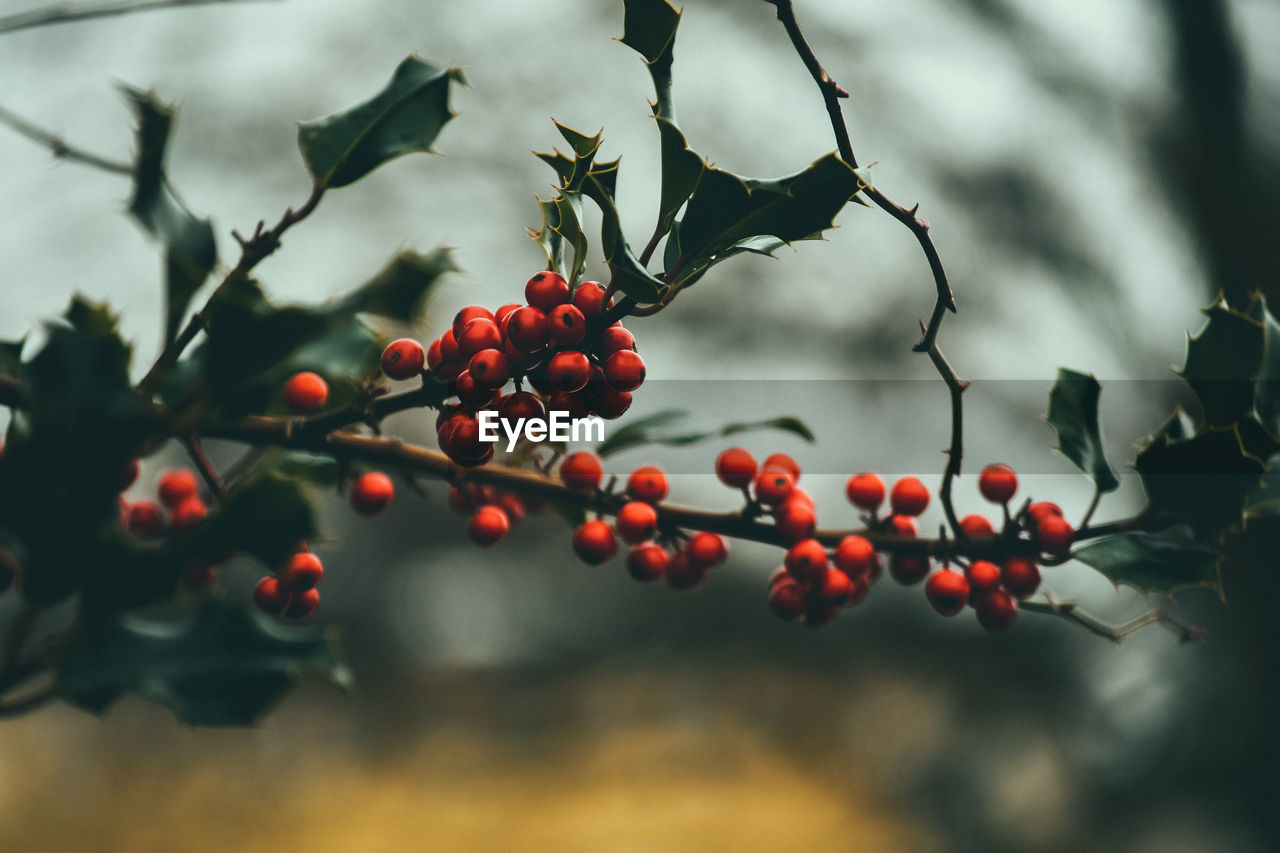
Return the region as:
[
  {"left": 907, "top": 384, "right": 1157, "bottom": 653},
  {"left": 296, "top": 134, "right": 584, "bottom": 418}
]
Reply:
[
  {"left": 180, "top": 435, "right": 227, "bottom": 502},
  {"left": 0, "top": 104, "right": 131, "bottom": 174},
  {"left": 0, "top": 0, "right": 267, "bottom": 35},
  {"left": 920, "top": 320, "right": 968, "bottom": 536},
  {"left": 137, "top": 181, "right": 327, "bottom": 396},
  {"left": 1021, "top": 596, "right": 1207, "bottom": 644},
  {"left": 1079, "top": 488, "right": 1102, "bottom": 529},
  {"left": 763, "top": 0, "right": 956, "bottom": 352}
]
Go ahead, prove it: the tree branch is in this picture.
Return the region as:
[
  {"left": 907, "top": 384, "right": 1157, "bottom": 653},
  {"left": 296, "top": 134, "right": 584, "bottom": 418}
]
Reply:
[
  {"left": 920, "top": 322, "right": 968, "bottom": 536},
  {"left": 1020, "top": 596, "right": 1207, "bottom": 643},
  {"left": 0, "top": 103, "right": 131, "bottom": 175},
  {"left": 0, "top": 0, "right": 269, "bottom": 35}
]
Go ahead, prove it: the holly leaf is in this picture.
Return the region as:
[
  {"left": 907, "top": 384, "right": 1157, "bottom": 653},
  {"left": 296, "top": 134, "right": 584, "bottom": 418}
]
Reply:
[
  {"left": 298, "top": 56, "right": 465, "bottom": 189},
  {"left": 56, "top": 600, "right": 350, "bottom": 726},
  {"left": 1046, "top": 368, "right": 1120, "bottom": 493},
  {"left": 1178, "top": 299, "right": 1264, "bottom": 428},
  {"left": 1071, "top": 526, "right": 1219, "bottom": 594},
  {"left": 337, "top": 247, "right": 456, "bottom": 321},
  {"left": 583, "top": 161, "right": 667, "bottom": 303},
  {"left": 1135, "top": 426, "right": 1265, "bottom": 539},
  {"left": 531, "top": 123, "right": 603, "bottom": 282},
  {"left": 597, "top": 410, "right": 814, "bottom": 458},
  {"left": 620, "top": 0, "right": 681, "bottom": 121},
  {"left": 212, "top": 470, "right": 317, "bottom": 571},
  {"left": 120, "top": 86, "right": 218, "bottom": 347}
]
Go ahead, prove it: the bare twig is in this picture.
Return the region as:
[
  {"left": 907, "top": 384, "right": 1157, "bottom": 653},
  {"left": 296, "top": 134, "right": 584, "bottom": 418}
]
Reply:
[
  {"left": 180, "top": 435, "right": 227, "bottom": 502},
  {"left": 763, "top": 0, "right": 956, "bottom": 352},
  {"left": 919, "top": 321, "right": 968, "bottom": 536},
  {"left": 0, "top": 104, "right": 131, "bottom": 174},
  {"left": 0, "top": 0, "right": 268, "bottom": 35},
  {"left": 1021, "top": 596, "right": 1207, "bottom": 644}
]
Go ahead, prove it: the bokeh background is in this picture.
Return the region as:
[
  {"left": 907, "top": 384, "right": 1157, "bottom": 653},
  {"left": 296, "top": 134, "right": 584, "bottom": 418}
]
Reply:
[{"left": 3, "top": 0, "right": 1279, "bottom": 850}]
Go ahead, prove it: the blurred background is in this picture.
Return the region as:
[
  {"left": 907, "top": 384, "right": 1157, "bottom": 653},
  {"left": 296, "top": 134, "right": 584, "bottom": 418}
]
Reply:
[{"left": 2, "top": 0, "right": 1279, "bottom": 849}]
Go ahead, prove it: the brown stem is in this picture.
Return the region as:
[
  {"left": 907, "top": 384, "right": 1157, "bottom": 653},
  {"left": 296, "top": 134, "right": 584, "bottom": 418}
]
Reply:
[
  {"left": 181, "top": 435, "right": 227, "bottom": 502},
  {"left": 1020, "top": 596, "right": 1206, "bottom": 644},
  {"left": 763, "top": 0, "right": 956, "bottom": 352},
  {"left": 138, "top": 181, "right": 327, "bottom": 396}
]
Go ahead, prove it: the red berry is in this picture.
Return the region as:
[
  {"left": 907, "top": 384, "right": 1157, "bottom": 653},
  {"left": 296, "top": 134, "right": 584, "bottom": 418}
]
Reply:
[
  {"left": 664, "top": 550, "right": 705, "bottom": 590},
  {"left": 157, "top": 468, "right": 198, "bottom": 509},
  {"left": 603, "top": 350, "right": 645, "bottom": 392},
  {"left": 547, "top": 350, "right": 591, "bottom": 393},
  {"left": 448, "top": 485, "right": 475, "bottom": 515},
  {"left": 119, "top": 458, "right": 140, "bottom": 492},
  {"left": 959, "top": 514, "right": 995, "bottom": 538},
  {"left": 762, "top": 453, "right": 801, "bottom": 481},
  {"left": 975, "top": 588, "right": 1017, "bottom": 631},
  {"left": 784, "top": 539, "right": 828, "bottom": 584},
  {"left": 845, "top": 473, "right": 885, "bottom": 510},
  {"left": 1027, "top": 501, "right": 1063, "bottom": 526},
  {"left": 773, "top": 497, "right": 816, "bottom": 543},
  {"left": 499, "top": 391, "right": 546, "bottom": 423},
  {"left": 506, "top": 306, "right": 549, "bottom": 352},
  {"left": 279, "top": 551, "right": 323, "bottom": 592},
  {"left": 454, "top": 370, "right": 498, "bottom": 409},
  {"left": 253, "top": 576, "right": 291, "bottom": 615},
  {"left": 547, "top": 304, "right": 588, "bottom": 347},
  {"left": 819, "top": 567, "right": 855, "bottom": 607},
  {"left": 834, "top": 535, "right": 877, "bottom": 578},
  {"left": 888, "top": 554, "right": 930, "bottom": 586},
  {"left": 572, "top": 519, "right": 617, "bottom": 565},
  {"left": 925, "top": 569, "right": 970, "bottom": 616},
  {"left": 457, "top": 318, "right": 503, "bottom": 359},
  {"left": 1001, "top": 556, "right": 1041, "bottom": 598},
  {"left": 469, "top": 505, "right": 511, "bottom": 546},
  {"left": 615, "top": 501, "right": 659, "bottom": 544},
  {"left": 452, "top": 305, "right": 495, "bottom": 340},
  {"left": 596, "top": 325, "right": 636, "bottom": 356},
  {"left": 626, "top": 466, "right": 669, "bottom": 504},
  {"left": 551, "top": 390, "right": 593, "bottom": 419},
  {"left": 381, "top": 338, "right": 425, "bottom": 380},
  {"left": 769, "top": 576, "right": 808, "bottom": 622},
  {"left": 467, "top": 348, "right": 510, "bottom": 390},
  {"left": 753, "top": 469, "right": 795, "bottom": 506},
  {"left": 350, "top": 471, "right": 394, "bottom": 517},
  {"left": 125, "top": 500, "right": 165, "bottom": 537},
  {"left": 170, "top": 495, "right": 207, "bottom": 529},
  {"left": 285, "top": 587, "right": 320, "bottom": 619},
  {"left": 572, "top": 281, "right": 608, "bottom": 317},
  {"left": 715, "top": 447, "right": 757, "bottom": 489},
  {"left": 626, "top": 542, "right": 668, "bottom": 582},
  {"left": 525, "top": 271, "right": 571, "bottom": 310},
  {"left": 887, "top": 515, "right": 917, "bottom": 538},
  {"left": 495, "top": 493, "right": 525, "bottom": 527},
  {"left": 965, "top": 560, "right": 1002, "bottom": 601},
  {"left": 890, "top": 476, "right": 930, "bottom": 516},
  {"left": 978, "top": 463, "right": 1018, "bottom": 504},
  {"left": 1036, "top": 516, "right": 1074, "bottom": 555},
  {"left": 590, "top": 388, "right": 632, "bottom": 420},
  {"left": 494, "top": 303, "right": 522, "bottom": 331},
  {"left": 426, "top": 337, "right": 446, "bottom": 371},
  {"left": 283, "top": 371, "right": 328, "bottom": 414},
  {"left": 560, "top": 451, "right": 603, "bottom": 492},
  {"left": 686, "top": 532, "right": 728, "bottom": 570},
  {"left": 438, "top": 329, "right": 461, "bottom": 363}
]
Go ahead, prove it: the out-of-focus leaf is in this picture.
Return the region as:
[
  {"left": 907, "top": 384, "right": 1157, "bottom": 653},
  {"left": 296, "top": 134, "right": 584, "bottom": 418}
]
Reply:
[
  {"left": 212, "top": 470, "right": 317, "bottom": 571},
  {"left": 57, "top": 600, "right": 350, "bottom": 726},
  {"left": 597, "top": 410, "right": 814, "bottom": 458},
  {"left": 337, "top": 247, "right": 455, "bottom": 321},
  {"left": 1250, "top": 294, "right": 1280, "bottom": 439},
  {"left": 1136, "top": 426, "right": 1265, "bottom": 539},
  {"left": 298, "top": 56, "right": 464, "bottom": 189},
  {"left": 1071, "top": 526, "right": 1219, "bottom": 594},
  {"left": 120, "top": 86, "right": 217, "bottom": 346},
  {"left": 1177, "top": 299, "right": 1264, "bottom": 428},
  {"left": 1046, "top": 368, "right": 1120, "bottom": 493}
]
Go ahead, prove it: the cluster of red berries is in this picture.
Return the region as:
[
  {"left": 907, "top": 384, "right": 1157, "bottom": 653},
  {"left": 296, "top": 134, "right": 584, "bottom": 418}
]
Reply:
[
  {"left": 556, "top": 451, "right": 729, "bottom": 587},
  {"left": 447, "top": 482, "right": 529, "bottom": 546},
  {"left": 119, "top": 465, "right": 209, "bottom": 540},
  {"left": 252, "top": 543, "right": 322, "bottom": 619}
]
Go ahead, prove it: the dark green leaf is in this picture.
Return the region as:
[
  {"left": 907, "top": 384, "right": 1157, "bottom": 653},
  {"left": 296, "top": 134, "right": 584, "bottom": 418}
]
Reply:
[
  {"left": 1178, "top": 299, "right": 1264, "bottom": 428},
  {"left": 582, "top": 162, "right": 666, "bottom": 303},
  {"left": 1046, "top": 368, "right": 1120, "bottom": 493},
  {"left": 337, "top": 247, "right": 456, "bottom": 321},
  {"left": 120, "top": 86, "right": 217, "bottom": 346},
  {"left": 654, "top": 118, "right": 703, "bottom": 240},
  {"left": 298, "top": 56, "right": 465, "bottom": 189},
  {"left": 269, "top": 451, "right": 341, "bottom": 487},
  {"left": 597, "top": 409, "right": 814, "bottom": 457},
  {"left": 57, "top": 600, "right": 350, "bottom": 725},
  {"left": 620, "top": 0, "right": 681, "bottom": 120},
  {"left": 212, "top": 470, "right": 317, "bottom": 570},
  {"left": 1251, "top": 294, "right": 1280, "bottom": 438},
  {"left": 1136, "top": 426, "right": 1265, "bottom": 539},
  {"left": 1071, "top": 526, "right": 1219, "bottom": 594}
]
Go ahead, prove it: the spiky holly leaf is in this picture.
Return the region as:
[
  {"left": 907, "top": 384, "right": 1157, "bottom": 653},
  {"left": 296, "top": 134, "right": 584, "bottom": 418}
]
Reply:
[
  {"left": 1071, "top": 526, "right": 1219, "bottom": 594},
  {"left": 298, "top": 56, "right": 464, "bottom": 189},
  {"left": 337, "top": 247, "right": 457, "bottom": 320},
  {"left": 1135, "top": 426, "right": 1265, "bottom": 539},
  {"left": 1046, "top": 368, "right": 1120, "bottom": 493},
  {"left": 596, "top": 409, "right": 814, "bottom": 458},
  {"left": 1178, "top": 299, "right": 1264, "bottom": 428},
  {"left": 120, "top": 86, "right": 218, "bottom": 347},
  {"left": 531, "top": 123, "right": 603, "bottom": 282},
  {"left": 582, "top": 160, "right": 667, "bottom": 303},
  {"left": 57, "top": 600, "right": 350, "bottom": 726},
  {"left": 620, "top": 0, "right": 681, "bottom": 120}
]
